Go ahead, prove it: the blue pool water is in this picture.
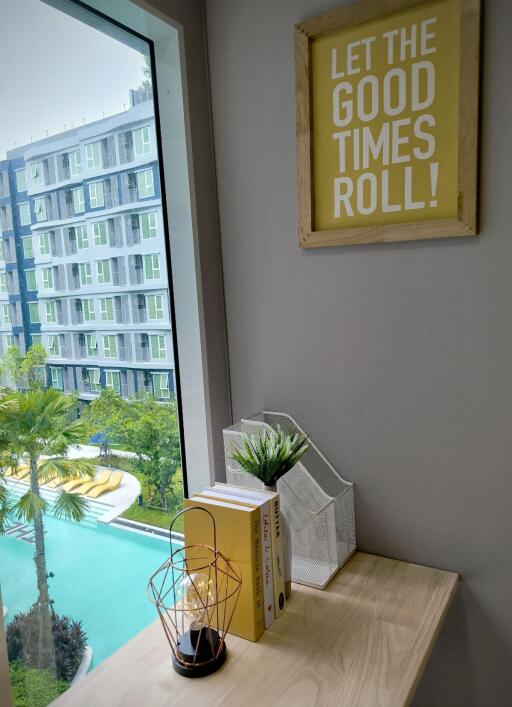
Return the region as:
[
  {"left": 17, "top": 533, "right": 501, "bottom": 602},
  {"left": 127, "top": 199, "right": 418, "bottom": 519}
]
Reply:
[{"left": 0, "top": 482, "right": 176, "bottom": 669}]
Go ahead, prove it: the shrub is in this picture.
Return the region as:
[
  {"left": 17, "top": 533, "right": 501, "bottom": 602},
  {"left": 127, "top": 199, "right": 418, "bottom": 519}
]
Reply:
[
  {"left": 9, "top": 661, "right": 68, "bottom": 707},
  {"left": 7, "top": 605, "right": 87, "bottom": 682}
]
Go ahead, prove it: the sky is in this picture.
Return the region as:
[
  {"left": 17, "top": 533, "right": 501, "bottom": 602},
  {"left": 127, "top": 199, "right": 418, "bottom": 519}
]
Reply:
[{"left": 0, "top": 0, "right": 148, "bottom": 159}]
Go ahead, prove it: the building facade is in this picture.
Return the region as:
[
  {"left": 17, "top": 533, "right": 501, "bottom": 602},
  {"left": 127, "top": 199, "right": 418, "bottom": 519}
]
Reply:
[{"left": 0, "top": 91, "right": 174, "bottom": 402}]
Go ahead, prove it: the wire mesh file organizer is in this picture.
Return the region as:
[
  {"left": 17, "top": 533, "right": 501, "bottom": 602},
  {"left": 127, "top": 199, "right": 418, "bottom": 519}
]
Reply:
[{"left": 223, "top": 412, "right": 356, "bottom": 589}]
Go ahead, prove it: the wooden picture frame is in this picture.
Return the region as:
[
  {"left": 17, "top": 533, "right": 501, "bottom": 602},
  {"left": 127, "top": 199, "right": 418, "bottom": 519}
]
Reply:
[{"left": 295, "top": 0, "right": 481, "bottom": 248}]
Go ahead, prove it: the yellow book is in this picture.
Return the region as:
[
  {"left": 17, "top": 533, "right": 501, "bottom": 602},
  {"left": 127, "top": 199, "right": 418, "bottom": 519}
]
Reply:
[{"left": 184, "top": 496, "right": 265, "bottom": 642}]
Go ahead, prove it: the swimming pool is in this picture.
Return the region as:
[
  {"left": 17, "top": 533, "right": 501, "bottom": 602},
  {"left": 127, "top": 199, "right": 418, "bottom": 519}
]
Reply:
[{"left": 0, "top": 481, "right": 177, "bottom": 669}]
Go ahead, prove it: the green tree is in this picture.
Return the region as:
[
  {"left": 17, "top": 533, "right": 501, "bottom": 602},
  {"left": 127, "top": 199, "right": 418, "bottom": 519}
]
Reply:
[
  {"left": 80, "top": 387, "right": 128, "bottom": 458},
  {"left": 0, "top": 388, "right": 95, "bottom": 673},
  {"left": 118, "top": 396, "right": 182, "bottom": 510},
  {"left": 0, "top": 343, "right": 47, "bottom": 391}
]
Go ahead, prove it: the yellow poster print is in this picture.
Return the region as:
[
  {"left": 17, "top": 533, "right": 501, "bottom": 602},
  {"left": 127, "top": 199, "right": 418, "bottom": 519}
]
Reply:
[{"left": 311, "top": 0, "right": 460, "bottom": 231}]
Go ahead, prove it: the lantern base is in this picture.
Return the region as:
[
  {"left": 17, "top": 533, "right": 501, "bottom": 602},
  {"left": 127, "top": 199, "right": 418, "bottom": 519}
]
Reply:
[{"left": 173, "top": 628, "right": 227, "bottom": 678}]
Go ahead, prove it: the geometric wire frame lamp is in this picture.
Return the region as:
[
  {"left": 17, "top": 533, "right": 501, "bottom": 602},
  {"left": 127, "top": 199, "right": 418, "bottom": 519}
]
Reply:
[{"left": 148, "top": 507, "right": 242, "bottom": 678}]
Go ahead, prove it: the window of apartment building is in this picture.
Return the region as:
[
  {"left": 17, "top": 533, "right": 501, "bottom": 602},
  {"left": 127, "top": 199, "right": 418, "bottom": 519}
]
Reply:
[
  {"left": 30, "top": 161, "right": 44, "bottom": 186},
  {"left": 100, "top": 297, "right": 114, "bottom": 321},
  {"left": 0, "top": 242, "right": 4, "bottom": 262},
  {"left": 15, "top": 168, "right": 27, "bottom": 192},
  {"left": 105, "top": 369, "right": 121, "bottom": 394},
  {"left": 2, "top": 303, "right": 11, "bottom": 325},
  {"left": 147, "top": 294, "right": 164, "bottom": 320},
  {"left": 143, "top": 253, "right": 160, "bottom": 280},
  {"left": 42, "top": 267, "right": 53, "bottom": 289},
  {"left": 93, "top": 220, "right": 108, "bottom": 246},
  {"left": 140, "top": 211, "right": 157, "bottom": 239},
  {"left": 25, "top": 269, "right": 37, "bottom": 291},
  {"left": 31, "top": 334, "right": 42, "bottom": 347},
  {"left": 69, "top": 149, "right": 82, "bottom": 177},
  {"left": 19, "top": 201, "right": 31, "bottom": 226},
  {"left": 5, "top": 334, "right": 14, "bottom": 349},
  {"left": 87, "top": 367, "right": 101, "bottom": 392},
  {"left": 96, "top": 259, "right": 111, "bottom": 284},
  {"left": 133, "top": 126, "right": 151, "bottom": 156},
  {"left": 85, "top": 333, "right": 98, "bottom": 357},
  {"left": 152, "top": 372, "right": 170, "bottom": 400},
  {"left": 28, "top": 302, "right": 40, "bottom": 323},
  {"left": 39, "top": 232, "right": 51, "bottom": 255},
  {"left": 149, "top": 334, "right": 166, "bottom": 359},
  {"left": 83, "top": 299, "right": 95, "bottom": 321},
  {"left": 0, "top": 273, "right": 6, "bottom": 293},
  {"left": 50, "top": 366, "right": 63, "bottom": 390},
  {"left": 48, "top": 334, "right": 60, "bottom": 356},
  {"left": 89, "top": 180, "right": 104, "bottom": 208},
  {"left": 34, "top": 196, "right": 47, "bottom": 222},
  {"left": 45, "top": 301, "right": 56, "bottom": 323},
  {"left": 79, "top": 262, "right": 92, "bottom": 286},
  {"left": 103, "top": 334, "right": 117, "bottom": 358},
  {"left": 136, "top": 168, "right": 154, "bottom": 198},
  {"left": 85, "top": 141, "right": 101, "bottom": 169},
  {"left": 73, "top": 186, "right": 85, "bottom": 214},
  {"left": 22, "top": 236, "right": 33, "bottom": 259},
  {"left": 76, "top": 225, "right": 88, "bottom": 249}
]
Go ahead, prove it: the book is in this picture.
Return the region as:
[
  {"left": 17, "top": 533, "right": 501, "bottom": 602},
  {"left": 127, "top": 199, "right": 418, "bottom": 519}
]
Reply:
[
  {"left": 183, "top": 496, "right": 265, "bottom": 642},
  {"left": 196, "top": 487, "right": 275, "bottom": 629},
  {"left": 210, "top": 484, "right": 286, "bottom": 620}
]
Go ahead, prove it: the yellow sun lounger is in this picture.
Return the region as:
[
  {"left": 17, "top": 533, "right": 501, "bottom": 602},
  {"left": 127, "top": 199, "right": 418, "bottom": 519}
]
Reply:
[
  {"left": 86, "top": 472, "right": 123, "bottom": 498},
  {"left": 9, "top": 466, "right": 30, "bottom": 480},
  {"left": 73, "top": 471, "right": 111, "bottom": 495},
  {"left": 47, "top": 475, "right": 82, "bottom": 489},
  {"left": 61, "top": 474, "right": 98, "bottom": 493}
]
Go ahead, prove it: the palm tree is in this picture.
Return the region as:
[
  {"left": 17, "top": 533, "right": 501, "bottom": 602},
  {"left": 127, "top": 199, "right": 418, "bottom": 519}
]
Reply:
[{"left": 0, "top": 387, "right": 95, "bottom": 673}]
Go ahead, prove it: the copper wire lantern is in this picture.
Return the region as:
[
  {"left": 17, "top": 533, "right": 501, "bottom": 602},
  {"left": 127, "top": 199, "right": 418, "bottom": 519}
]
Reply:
[{"left": 148, "top": 507, "right": 242, "bottom": 678}]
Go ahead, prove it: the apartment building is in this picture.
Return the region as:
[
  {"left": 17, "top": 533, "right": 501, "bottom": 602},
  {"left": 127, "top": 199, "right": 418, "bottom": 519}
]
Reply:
[{"left": 0, "top": 89, "right": 174, "bottom": 402}]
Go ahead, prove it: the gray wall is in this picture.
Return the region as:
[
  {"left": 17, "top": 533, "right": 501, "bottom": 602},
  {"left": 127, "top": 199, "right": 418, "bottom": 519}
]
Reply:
[{"left": 206, "top": 1, "right": 512, "bottom": 705}]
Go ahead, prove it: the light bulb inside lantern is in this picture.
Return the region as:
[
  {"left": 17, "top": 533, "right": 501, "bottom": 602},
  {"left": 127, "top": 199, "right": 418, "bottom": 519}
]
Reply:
[{"left": 183, "top": 572, "right": 216, "bottom": 635}]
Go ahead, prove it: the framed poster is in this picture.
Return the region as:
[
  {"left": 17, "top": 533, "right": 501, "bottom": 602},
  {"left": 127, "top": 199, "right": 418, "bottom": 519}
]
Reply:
[{"left": 295, "top": 0, "right": 481, "bottom": 247}]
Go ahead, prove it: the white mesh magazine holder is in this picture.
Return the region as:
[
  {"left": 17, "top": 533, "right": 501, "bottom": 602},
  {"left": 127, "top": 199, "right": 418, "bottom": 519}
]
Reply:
[{"left": 223, "top": 412, "right": 356, "bottom": 589}]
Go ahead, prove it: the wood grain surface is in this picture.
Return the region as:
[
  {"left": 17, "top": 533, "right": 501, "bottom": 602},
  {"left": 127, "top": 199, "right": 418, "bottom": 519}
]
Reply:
[{"left": 54, "top": 552, "right": 457, "bottom": 707}]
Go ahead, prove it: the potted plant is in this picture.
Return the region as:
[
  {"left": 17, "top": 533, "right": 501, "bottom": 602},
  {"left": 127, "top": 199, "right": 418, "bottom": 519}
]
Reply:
[{"left": 229, "top": 427, "right": 309, "bottom": 598}]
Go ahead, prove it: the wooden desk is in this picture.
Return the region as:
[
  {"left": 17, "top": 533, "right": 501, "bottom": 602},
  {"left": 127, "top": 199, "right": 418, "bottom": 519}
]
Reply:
[{"left": 54, "top": 552, "right": 457, "bottom": 707}]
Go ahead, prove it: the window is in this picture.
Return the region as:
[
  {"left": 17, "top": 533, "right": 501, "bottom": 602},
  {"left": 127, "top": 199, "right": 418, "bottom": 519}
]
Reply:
[
  {"left": 96, "top": 259, "right": 111, "bottom": 284},
  {"left": 19, "top": 202, "right": 31, "bottom": 226},
  {"left": 42, "top": 267, "right": 53, "bottom": 289},
  {"left": 100, "top": 297, "right": 114, "bottom": 321},
  {"left": 28, "top": 302, "right": 40, "bottom": 323},
  {"left": 85, "top": 334, "right": 98, "bottom": 357},
  {"left": 69, "top": 150, "right": 82, "bottom": 177},
  {"left": 50, "top": 367, "right": 63, "bottom": 390},
  {"left": 143, "top": 254, "right": 160, "bottom": 280},
  {"left": 149, "top": 334, "right": 166, "bottom": 359},
  {"left": 30, "top": 161, "right": 43, "bottom": 186},
  {"left": 72, "top": 187, "right": 85, "bottom": 214},
  {"left": 83, "top": 299, "right": 95, "bottom": 321},
  {"left": 34, "top": 197, "right": 47, "bottom": 222},
  {"left": 152, "top": 372, "right": 170, "bottom": 400},
  {"left": 133, "top": 126, "right": 151, "bottom": 156},
  {"left": 147, "top": 294, "right": 164, "bottom": 320},
  {"left": 140, "top": 211, "right": 157, "bottom": 239},
  {"left": 15, "top": 168, "right": 27, "bottom": 192},
  {"left": 22, "top": 237, "right": 33, "bottom": 259},
  {"left": 2, "top": 304, "right": 11, "bottom": 324},
  {"left": 85, "top": 142, "right": 101, "bottom": 169},
  {"left": 76, "top": 225, "right": 88, "bottom": 249},
  {"left": 136, "top": 169, "right": 154, "bottom": 198},
  {"left": 48, "top": 334, "right": 60, "bottom": 356},
  {"left": 87, "top": 367, "right": 101, "bottom": 392},
  {"left": 103, "top": 335, "right": 117, "bottom": 358},
  {"left": 79, "top": 262, "right": 92, "bottom": 286},
  {"left": 105, "top": 369, "right": 121, "bottom": 394},
  {"left": 5, "top": 334, "right": 14, "bottom": 349},
  {"left": 93, "top": 221, "right": 108, "bottom": 246},
  {"left": 26, "top": 270, "right": 37, "bottom": 291},
  {"left": 89, "top": 181, "right": 105, "bottom": 208},
  {"left": 31, "top": 334, "right": 42, "bottom": 347},
  {"left": 45, "top": 301, "right": 56, "bottom": 323},
  {"left": 0, "top": 243, "right": 4, "bottom": 262},
  {"left": 0, "top": 273, "right": 6, "bottom": 293},
  {"left": 39, "top": 232, "right": 51, "bottom": 255}
]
